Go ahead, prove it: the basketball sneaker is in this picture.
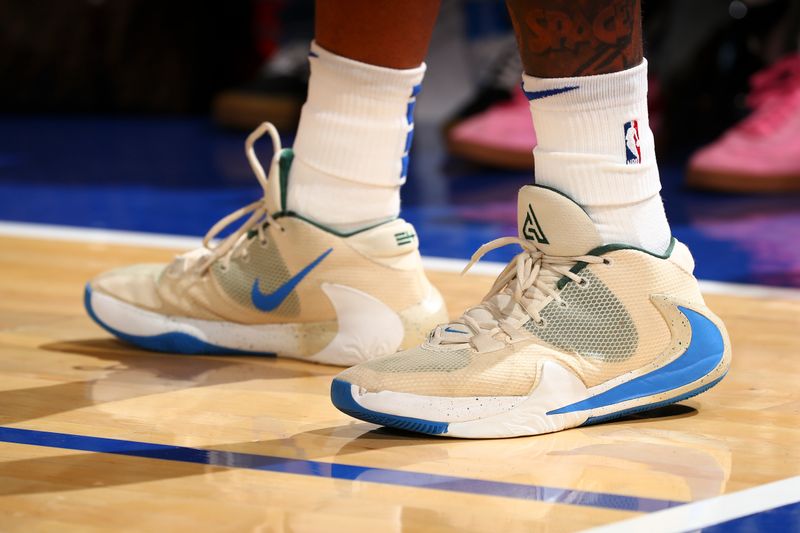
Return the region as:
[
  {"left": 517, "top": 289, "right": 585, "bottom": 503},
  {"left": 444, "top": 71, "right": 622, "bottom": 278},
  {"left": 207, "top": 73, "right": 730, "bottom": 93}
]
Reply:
[
  {"left": 331, "top": 185, "right": 731, "bottom": 437},
  {"left": 84, "top": 123, "right": 448, "bottom": 365}
]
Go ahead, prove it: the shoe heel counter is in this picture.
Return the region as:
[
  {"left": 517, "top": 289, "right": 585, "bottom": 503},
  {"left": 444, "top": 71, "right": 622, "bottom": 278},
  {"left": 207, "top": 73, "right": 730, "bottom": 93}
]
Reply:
[
  {"left": 666, "top": 240, "right": 709, "bottom": 306},
  {"left": 668, "top": 240, "right": 696, "bottom": 275},
  {"left": 346, "top": 219, "right": 422, "bottom": 266},
  {"left": 397, "top": 281, "right": 449, "bottom": 350}
]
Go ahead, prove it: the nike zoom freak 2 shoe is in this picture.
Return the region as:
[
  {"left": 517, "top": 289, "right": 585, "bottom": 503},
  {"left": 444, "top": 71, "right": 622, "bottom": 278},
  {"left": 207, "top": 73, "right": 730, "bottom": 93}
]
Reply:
[
  {"left": 331, "top": 185, "right": 731, "bottom": 437},
  {"left": 85, "top": 123, "right": 447, "bottom": 365}
]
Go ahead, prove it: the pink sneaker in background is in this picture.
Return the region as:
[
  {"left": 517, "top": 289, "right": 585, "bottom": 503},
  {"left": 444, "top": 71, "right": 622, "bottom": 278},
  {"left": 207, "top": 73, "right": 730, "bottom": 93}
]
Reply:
[
  {"left": 687, "top": 54, "right": 800, "bottom": 193},
  {"left": 446, "top": 88, "right": 537, "bottom": 170}
]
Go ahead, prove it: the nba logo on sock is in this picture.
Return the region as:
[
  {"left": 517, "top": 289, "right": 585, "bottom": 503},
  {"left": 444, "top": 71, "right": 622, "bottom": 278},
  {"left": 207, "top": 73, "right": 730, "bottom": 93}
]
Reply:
[{"left": 624, "top": 120, "right": 641, "bottom": 164}]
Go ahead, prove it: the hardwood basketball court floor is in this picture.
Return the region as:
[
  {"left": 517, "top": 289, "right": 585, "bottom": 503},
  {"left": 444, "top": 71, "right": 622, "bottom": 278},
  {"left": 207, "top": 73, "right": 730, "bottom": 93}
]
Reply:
[{"left": 1, "top": 229, "right": 799, "bottom": 532}]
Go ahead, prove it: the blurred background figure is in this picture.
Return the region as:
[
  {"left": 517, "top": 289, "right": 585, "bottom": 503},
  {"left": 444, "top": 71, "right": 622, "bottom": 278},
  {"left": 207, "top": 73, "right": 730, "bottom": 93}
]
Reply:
[
  {"left": 0, "top": 1, "right": 258, "bottom": 113},
  {"left": 212, "top": 1, "right": 313, "bottom": 131},
  {"left": 205, "top": 0, "right": 800, "bottom": 192},
  {"left": 687, "top": 52, "right": 800, "bottom": 192},
  {"left": 0, "top": 0, "right": 798, "bottom": 287},
  {"left": 449, "top": 0, "right": 800, "bottom": 191}
]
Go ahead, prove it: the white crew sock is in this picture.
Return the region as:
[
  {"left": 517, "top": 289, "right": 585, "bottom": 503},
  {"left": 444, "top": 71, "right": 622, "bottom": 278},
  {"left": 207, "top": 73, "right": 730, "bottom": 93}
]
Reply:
[
  {"left": 523, "top": 60, "right": 672, "bottom": 255},
  {"left": 286, "top": 41, "right": 425, "bottom": 233}
]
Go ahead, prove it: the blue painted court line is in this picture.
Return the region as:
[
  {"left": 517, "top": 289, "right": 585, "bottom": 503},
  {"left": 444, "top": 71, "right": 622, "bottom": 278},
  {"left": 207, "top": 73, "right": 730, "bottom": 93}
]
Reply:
[
  {"left": 0, "top": 426, "right": 683, "bottom": 513},
  {"left": 700, "top": 500, "right": 800, "bottom": 532}
]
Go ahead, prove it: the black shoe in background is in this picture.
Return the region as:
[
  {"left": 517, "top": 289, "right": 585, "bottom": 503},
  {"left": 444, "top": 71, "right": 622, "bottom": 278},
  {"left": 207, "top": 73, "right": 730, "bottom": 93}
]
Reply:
[{"left": 212, "top": 41, "right": 309, "bottom": 131}]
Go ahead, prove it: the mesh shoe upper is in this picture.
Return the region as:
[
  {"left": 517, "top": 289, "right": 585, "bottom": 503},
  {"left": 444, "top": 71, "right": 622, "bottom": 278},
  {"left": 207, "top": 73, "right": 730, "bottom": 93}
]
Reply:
[
  {"left": 337, "top": 185, "right": 707, "bottom": 397},
  {"left": 89, "top": 123, "right": 439, "bottom": 327}
]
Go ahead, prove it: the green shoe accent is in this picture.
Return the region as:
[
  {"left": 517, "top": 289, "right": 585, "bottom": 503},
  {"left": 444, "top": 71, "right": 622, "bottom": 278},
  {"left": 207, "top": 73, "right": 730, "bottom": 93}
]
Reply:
[
  {"left": 586, "top": 237, "right": 676, "bottom": 260},
  {"left": 394, "top": 231, "right": 416, "bottom": 246},
  {"left": 274, "top": 146, "right": 398, "bottom": 238},
  {"left": 278, "top": 148, "right": 294, "bottom": 212},
  {"left": 522, "top": 203, "right": 549, "bottom": 244},
  {"left": 275, "top": 211, "right": 390, "bottom": 237},
  {"left": 554, "top": 237, "right": 677, "bottom": 290}
]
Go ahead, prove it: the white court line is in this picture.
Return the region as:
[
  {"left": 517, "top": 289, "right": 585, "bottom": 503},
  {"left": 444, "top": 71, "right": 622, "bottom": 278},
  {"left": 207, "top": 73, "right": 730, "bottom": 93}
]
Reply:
[
  {"left": 2, "top": 220, "right": 800, "bottom": 301},
  {"left": 0, "top": 221, "right": 205, "bottom": 250},
  {"left": 583, "top": 475, "right": 800, "bottom": 533}
]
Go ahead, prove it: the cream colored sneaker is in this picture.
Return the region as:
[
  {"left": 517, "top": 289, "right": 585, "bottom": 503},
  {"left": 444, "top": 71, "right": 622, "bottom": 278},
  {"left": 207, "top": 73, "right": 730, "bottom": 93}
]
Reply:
[
  {"left": 331, "top": 185, "right": 731, "bottom": 437},
  {"left": 85, "top": 123, "right": 447, "bottom": 365}
]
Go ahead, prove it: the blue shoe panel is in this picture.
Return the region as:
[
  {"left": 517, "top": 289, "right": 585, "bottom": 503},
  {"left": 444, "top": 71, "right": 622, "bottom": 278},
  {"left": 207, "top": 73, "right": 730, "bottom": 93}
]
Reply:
[
  {"left": 330, "top": 379, "right": 450, "bottom": 435},
  {"left": 581, "top": 372, "right": 727, "bottom": 426},
  {"left": 84, "top": 284, "right": 274, "bottom": 356},
  {"left": 548, "top": 306, "right": 725, "bottom": 416}
]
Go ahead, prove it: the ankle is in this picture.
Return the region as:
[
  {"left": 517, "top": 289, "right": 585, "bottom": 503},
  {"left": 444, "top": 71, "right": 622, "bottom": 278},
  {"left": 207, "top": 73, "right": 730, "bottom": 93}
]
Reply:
[
  {"left": 287, "top": 41, "right": 423, "bottom": 232},
  {"left": 522, "top": 60, "right": 671, "bottom": 255},
  {"left": 584, "top": 195, "right": 672, "bottom": 254}
]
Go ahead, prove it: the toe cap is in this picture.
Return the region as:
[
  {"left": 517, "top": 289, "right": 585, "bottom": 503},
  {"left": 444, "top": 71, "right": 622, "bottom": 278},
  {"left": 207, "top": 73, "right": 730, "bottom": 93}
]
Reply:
[{"left": 89, "top": 264, "right": 166, "bottom": 311}]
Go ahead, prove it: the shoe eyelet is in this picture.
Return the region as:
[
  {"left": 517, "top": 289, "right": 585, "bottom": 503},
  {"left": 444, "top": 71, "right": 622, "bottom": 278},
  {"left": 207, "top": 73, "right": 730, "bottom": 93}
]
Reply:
[
  {"left": 603, "top": 258, "right": 613, "bottom": 266},
  {"left": 219, "top": 264, "right": 229, "bottom": 273},
  {"left": 535, "top": 318, "right": 547, "bottom": 327},
  {"left": 577, "top": 277, "right": 589, "bottom": 288},
  {"left": 259, "top": 239, "right": 269, "bottom": 249},
  {"left": 558, "top": 300, "right": 569, "bottom": 308}
]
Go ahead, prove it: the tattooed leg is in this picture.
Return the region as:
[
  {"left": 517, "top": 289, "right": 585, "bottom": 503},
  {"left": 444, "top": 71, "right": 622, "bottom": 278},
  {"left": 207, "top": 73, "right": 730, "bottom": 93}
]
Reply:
[{"left": 505, "top": 0, "right": 643, "bottom": 77}]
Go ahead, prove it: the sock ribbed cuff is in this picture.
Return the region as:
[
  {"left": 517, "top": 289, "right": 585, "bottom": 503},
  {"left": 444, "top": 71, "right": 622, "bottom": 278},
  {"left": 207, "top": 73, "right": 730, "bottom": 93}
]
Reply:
[
  {"left": 523, "top": 60, "right": 661, "bottom": 206},
  {"left": 307, "top": 41, "right": 426, "bottom": 98},
  {"left": 292, "top": 41, "right": 425, "bottom": 188},
  {"left": 287, "top": 157, "right": 400, "bottom": 231},
  {"left": 522, "top": 60, "right": 648, "bottom": 112}
]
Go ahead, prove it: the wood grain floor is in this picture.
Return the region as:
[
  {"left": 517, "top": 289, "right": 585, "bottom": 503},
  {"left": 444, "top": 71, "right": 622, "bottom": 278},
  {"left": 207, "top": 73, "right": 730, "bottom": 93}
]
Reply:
[{"left": 1, "top": 234, "right": 799, "bottom": 532}]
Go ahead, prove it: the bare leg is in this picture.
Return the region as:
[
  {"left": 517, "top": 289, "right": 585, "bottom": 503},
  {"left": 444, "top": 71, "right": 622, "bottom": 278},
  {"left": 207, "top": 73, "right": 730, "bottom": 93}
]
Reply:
[
  {"left": 316, "top": 0, "right": 441, "bottom": 68},
  {"left": 505, "top": 0, "right": 642, "bottom": 77}
]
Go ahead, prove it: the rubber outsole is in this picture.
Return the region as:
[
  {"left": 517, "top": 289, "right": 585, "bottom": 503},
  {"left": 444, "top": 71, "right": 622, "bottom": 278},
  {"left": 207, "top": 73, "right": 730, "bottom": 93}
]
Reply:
[
  {"left": 580, "top": 372, "right": 727, "bottom": 426},
  {"left": 84, "top": 284, "right": 274, "bottom": 356},
  {"left": 330, "top": 379, "right": 450, "bottom": 435},
  {"left": 330, "top": 371, "right": 728, "bottom": 438}
]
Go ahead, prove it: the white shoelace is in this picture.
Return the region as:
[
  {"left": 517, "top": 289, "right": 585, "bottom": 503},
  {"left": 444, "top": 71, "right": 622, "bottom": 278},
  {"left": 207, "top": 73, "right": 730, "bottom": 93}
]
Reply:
[
  {"left": 190, "top": 123, "right": 284, "bottom": 273},
  {"left": 445, "top": 236, "right": 605, "bottom": 348}
]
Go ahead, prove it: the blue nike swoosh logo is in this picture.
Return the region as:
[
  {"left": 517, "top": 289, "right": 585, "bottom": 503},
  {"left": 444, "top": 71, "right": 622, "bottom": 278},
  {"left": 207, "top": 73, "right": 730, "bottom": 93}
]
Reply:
[
  {"left": 522, "top": 84, "right": 579, "bottom": 101},
  {"left": 546, "top": 305, "right": 725, "bottom": 415},
  {"left": 444, "top": 326, "right": 469, "bottom": 334},
  {"left": 250, "top": 248, "right": 333, "bottom": 312}
]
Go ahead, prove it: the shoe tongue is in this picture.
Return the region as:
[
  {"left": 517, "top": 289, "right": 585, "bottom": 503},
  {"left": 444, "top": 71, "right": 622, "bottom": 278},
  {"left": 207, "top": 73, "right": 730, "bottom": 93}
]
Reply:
[
  {"left": 440, "top": 185, "right": 603, "bottom": 345},
  {"left": 517, "top": 185, "right": 602, "bottom": 256},
  {"left": 266, "top": 148, "right": 293, "bottom": 214}
]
